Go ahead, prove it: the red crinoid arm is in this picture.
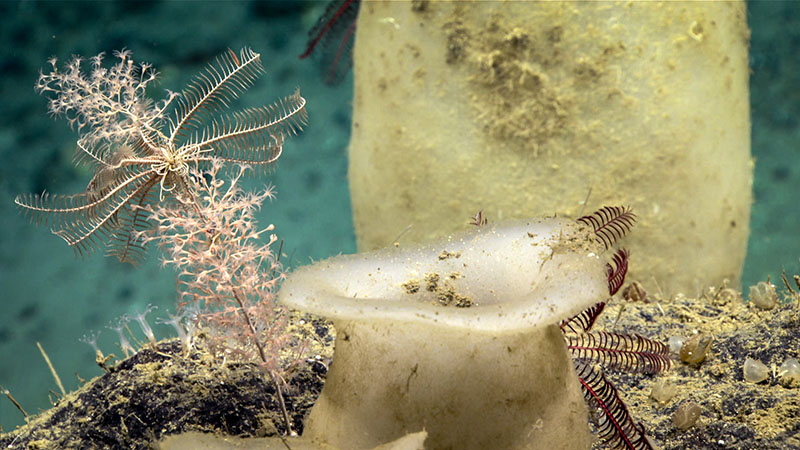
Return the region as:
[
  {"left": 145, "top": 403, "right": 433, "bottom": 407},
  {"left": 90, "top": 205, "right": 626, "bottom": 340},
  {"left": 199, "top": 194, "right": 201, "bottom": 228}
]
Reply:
[
  {"left": 607, "top": 248, "right": 630, "bottom": 296},
  {"left": 575, "top": 362, "right": 655, "bottom": 450},
  {"left": 568, "top": 331, "right": 671, "bottom": 375},
  {"left": 300, "top": 0, "right": 358, "bottom": 59},
  {"left": 560, "top": 302, "right": 606, "bottom": 334},
  {"left": 577, "top": 206, "right": 636, "bottom": 250},
  {"left": 300, "top": 0, "right": 360, "bottom": 85}
]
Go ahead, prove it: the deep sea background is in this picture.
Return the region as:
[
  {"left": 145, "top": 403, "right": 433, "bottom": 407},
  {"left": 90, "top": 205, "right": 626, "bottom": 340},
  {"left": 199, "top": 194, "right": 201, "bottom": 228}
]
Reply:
[{"left": 0, "top": 0, "right": 797, "bottom": 432}]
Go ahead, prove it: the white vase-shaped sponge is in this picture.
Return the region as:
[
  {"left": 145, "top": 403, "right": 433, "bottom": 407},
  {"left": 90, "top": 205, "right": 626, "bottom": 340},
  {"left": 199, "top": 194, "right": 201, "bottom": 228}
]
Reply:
[{"left": 279, "top": 218, "right": 608, "bottom": 449}]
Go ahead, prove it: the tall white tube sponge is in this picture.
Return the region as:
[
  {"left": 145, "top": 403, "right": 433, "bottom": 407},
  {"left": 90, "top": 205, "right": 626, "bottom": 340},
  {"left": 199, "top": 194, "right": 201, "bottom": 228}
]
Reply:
[
  {"left": 348, "top": 1, "right": 751, "bottom": 297},
  {"left": 279, "top": 218, "right": 608, "bottom": 449}
]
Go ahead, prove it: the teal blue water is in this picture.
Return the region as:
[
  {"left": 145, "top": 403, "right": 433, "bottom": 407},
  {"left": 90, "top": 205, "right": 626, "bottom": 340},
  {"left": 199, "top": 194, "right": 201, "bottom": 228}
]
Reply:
[
  {"left": 0, "top": 1, "right": 355, "bottom": 430},
  {"left": 0, "top": 0, "right": 796, "bottom": 432}
]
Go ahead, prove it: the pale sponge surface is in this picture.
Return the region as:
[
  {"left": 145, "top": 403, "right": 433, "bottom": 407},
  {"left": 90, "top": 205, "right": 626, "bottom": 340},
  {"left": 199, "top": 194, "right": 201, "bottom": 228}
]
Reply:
[
  {"left": 280, "top": 217, "right": 607, "bottom": 333},
  {"left": 348, "top": 1, "right": 751, "bottom": 297},
  {"left": 279, "top": 218, "right": 605, "bottom": 449}
]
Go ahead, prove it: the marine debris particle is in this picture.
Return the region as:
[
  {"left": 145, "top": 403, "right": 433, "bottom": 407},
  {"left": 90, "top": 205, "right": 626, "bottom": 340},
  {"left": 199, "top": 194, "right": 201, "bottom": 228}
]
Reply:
[
  {"left": 749, "top": 281, "right": 778, "bottom": 310},
  {"left": 401, "top": 272, "right": 474, "bottom": 308},
  {"left": 743, "top": 358, "right": 770, "bottom": 383},
  {"left": 649, "top": 379, "right": 677, "bottom": 404},
  {"left": 778, "top": 358, "right": 800, "bottom": 388},
  {"left": 622, "top": 281, "right": 648, "bottom": 303},
  {"left": 673, "top": 402, "right": 702, "bottom": 431},
  {"left": 438, "top": 250, "right": 461, "bottom": 260},
  {"left": 679, "top": 333, "right": 713, "bottom": 366},
  {"left": 424, "top": 273, "right": 440, "bottom": 292},
  {"left": 402, "top": 279, "right": 421, "bottom": 294}
]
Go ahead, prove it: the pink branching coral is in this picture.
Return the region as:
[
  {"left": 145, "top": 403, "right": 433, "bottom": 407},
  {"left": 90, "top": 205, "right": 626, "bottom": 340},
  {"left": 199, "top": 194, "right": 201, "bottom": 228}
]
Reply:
[
  {"left": 35, "top": 50, "right": 166, "bottom": 144},
  {"left": 139, "top": 159, "right": 303, "bottom": 434},
  {"left": 17, "top": 48, "right": 308, "bottom": 436}
]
